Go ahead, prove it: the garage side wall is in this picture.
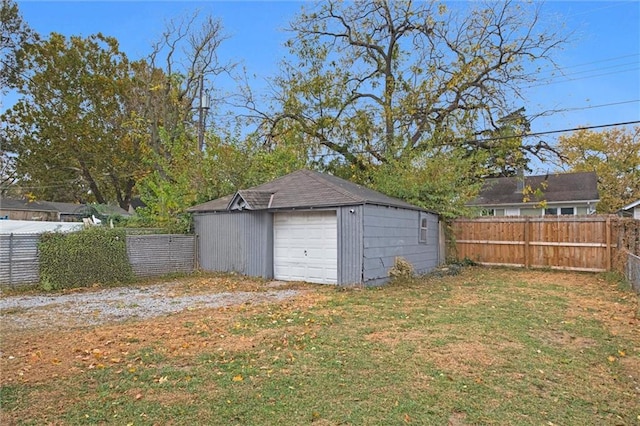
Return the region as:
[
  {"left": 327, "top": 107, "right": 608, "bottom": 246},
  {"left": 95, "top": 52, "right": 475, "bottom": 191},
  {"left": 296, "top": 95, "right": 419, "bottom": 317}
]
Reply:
[
  {"left": 362, "top": 205, "right": 439, "bottom": 285},
  {"left": 337, "top": 205, "right": 363, "bottom": 285},
  {"left": 194, "top": 212, "right": 273, "bottom": 278}
]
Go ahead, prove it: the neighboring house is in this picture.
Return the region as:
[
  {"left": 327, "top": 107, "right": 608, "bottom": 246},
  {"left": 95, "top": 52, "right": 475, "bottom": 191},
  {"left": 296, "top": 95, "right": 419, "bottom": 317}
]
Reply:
[
  {"left": 0, "top": 198, "right": 131, "bottom": 222},
  {"left": 619, "top": 199, "right": 640, "bottom": 219},
  {"left": 0, "top": 219, "right": 83, "bottom": 234},
  {"left": 46, "top": 202, "right": 91, "bottom": 222},
  {"left": 0, "top": 198, "right": 59, "bottom": 221},
  {"left": 96, "top": 204, "right": 131, "bottom": 218},
  {"left": 188, "top": 169, "right": 440, "bottom": 286},
  {"left": 468, "top": 171, "right": 600, "bottom": 216}
]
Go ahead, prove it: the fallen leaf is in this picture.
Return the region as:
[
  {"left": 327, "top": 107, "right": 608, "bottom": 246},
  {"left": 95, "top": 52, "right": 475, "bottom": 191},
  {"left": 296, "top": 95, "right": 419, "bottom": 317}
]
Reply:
[
  {"left": 158, "top": 376, "right": 169, "bottom": 384},
  {"left": 232, "top": 374, "right": 243, "bottom": 382},
  {"left": 607, "top": 355, "right": 616, "bottom": 363}
]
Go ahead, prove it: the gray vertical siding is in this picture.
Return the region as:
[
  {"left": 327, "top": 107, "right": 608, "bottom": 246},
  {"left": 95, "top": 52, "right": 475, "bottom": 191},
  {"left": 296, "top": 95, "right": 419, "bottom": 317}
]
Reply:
[
  {"left": 337, "top": 205, "right": 363, "bottom": 285},
  {"left": 194, "top": 211, "right": 273, "bottom": 278},
  {"left": 362, "top": 205, "right": 439, "bottom": 285},
  {"left": 0, "top": 234, "right": 40, "bottom": 287},
  {"left": 126, "top": 235, "right": 195, "bottom": 278}
]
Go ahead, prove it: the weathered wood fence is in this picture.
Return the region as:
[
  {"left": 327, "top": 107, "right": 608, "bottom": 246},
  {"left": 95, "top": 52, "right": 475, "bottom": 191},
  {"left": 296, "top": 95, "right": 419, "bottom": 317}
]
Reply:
[{"left": 449, "top": 216, "right": 639, "bottom": 273}]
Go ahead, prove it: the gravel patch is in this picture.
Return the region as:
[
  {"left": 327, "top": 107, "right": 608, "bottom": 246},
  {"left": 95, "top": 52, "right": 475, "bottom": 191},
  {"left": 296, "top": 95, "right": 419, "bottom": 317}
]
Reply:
[{"left": 0, "top": 283, "right": 302, "bottom": 330}]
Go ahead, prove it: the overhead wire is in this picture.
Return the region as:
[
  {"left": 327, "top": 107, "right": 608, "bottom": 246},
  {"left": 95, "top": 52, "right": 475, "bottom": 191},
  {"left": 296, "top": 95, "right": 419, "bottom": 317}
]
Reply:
[{"left": 308, "top": 120, "right": 640, "bottom": 159}]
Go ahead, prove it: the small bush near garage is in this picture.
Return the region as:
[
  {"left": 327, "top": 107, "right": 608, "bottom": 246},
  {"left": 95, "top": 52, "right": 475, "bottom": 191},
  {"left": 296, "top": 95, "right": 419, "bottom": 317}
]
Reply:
[{"left": 39, "top": 228, "right": 134, "bottom": 290}]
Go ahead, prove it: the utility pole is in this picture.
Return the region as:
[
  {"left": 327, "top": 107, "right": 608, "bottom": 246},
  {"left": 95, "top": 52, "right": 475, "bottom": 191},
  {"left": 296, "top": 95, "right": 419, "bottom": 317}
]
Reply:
[{"left": 197, "top": 74, "right": 210, "bottom": 152}]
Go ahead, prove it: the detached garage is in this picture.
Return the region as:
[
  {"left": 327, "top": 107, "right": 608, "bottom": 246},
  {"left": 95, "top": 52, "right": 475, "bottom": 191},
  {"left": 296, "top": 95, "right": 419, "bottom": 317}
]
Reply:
[{"left": 188, "top": 170, "right": 440, "bottom": 286}]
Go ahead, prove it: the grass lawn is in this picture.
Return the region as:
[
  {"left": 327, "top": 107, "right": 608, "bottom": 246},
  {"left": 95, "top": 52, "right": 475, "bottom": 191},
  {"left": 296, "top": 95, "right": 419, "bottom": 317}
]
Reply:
[{"left": 1, "top": 267, "right": 639, "bottom": 425}]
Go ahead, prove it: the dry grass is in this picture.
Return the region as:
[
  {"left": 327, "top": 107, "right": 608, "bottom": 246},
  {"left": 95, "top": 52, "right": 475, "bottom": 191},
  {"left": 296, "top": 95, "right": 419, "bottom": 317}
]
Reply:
[{"left": 1, "top": 268, "right": 639, "bottom": 425}]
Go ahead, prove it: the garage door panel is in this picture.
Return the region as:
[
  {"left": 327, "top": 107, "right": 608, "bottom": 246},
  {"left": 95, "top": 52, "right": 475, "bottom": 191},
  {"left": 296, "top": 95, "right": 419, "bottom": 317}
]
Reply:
[{"left": 274, "top": 211, "right": 337, "bottom": 284}]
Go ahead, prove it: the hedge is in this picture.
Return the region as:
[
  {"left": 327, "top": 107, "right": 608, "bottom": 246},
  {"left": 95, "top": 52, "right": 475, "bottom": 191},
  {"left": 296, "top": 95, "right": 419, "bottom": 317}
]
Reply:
[{"left": 39, "top": 227, "right": 134, "bottom": 290}]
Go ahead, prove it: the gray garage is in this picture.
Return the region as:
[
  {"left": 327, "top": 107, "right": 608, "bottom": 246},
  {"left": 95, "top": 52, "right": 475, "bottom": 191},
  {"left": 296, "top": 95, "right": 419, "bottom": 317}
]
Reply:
[{"left": 188, "top": 170, "right": 440, "bottom": 286}]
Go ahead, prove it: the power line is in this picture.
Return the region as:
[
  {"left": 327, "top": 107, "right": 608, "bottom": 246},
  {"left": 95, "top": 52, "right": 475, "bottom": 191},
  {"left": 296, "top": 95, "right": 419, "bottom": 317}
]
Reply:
[
  {"left": 535, "top": 99, "right": 640, "bottom": 116},
  {"left": 558, "top": 99, "right": 640, "bottom": 112},
  {"left": 468, "top": 120, "right": 640, "bottom": 143},
  {"left": 525, "top": 67, "right": 640, "bottom": 88},
  {"left": 310, "top": 120, "right": 640, "bottom": 159},
  {"left": 535, "top": 54, "right": 639, "bottom": 75}
]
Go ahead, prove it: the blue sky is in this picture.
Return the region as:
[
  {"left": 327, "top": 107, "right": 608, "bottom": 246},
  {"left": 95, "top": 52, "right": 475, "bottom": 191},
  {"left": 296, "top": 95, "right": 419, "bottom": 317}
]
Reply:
[{"left": 5, "top": 1, "right": 640, "bottom": 173}]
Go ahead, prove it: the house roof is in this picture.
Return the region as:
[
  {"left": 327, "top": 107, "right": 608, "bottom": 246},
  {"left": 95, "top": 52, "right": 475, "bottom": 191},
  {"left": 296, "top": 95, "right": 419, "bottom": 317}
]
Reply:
[
  {"left": 620, "top": 199, "right": 640, "bottom": 211},
  {"left": 188, "top": 169, "right": 427, "bottom": 213},
  {"left": 96, "top": 204, "right": 131, "bottom": 217},
  {"left": 0, "top": 198, "right": 58, "bottom": 212},
  {"left": 47, "top": 202, "right": 91, "bottom": 215},
  {"left": 468, "top": 171, "right": 600, "bottom": 206},
  {"left": 228, "top": 190, "right": 275, "bottom": 210},
  {"left": 0, "top": 198, "right": 130, "bottom": 217}
]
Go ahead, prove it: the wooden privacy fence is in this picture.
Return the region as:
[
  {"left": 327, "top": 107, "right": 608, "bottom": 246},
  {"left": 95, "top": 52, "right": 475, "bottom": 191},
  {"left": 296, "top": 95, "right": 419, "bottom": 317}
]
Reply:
[{"left": 449, "top": 216, "right": 639, "bottom": 273}]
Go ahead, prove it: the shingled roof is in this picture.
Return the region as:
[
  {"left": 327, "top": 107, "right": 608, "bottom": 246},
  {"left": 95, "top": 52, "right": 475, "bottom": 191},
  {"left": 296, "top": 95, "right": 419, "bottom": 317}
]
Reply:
[
  {"left": 0, "top": 198, "right": 58, "bottom": 212},
  {"left": 188, "top": 169, "right": 426, "bottom": 213},
  {"left": 468, "top": 171, "right": 600, "bottom": 206}
]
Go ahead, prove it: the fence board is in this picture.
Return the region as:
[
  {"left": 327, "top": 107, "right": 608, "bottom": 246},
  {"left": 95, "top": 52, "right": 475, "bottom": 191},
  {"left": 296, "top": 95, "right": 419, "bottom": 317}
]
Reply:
[
  {"left": 126, "top": 235, "right": 196, "bottom": 278},
  {"left": 0, "top": 234, "right": 40, "bottom": 287},
  {"left": 450, "top": 216, "right": 628, "bottom": 273},
  {"left": 626, "top": 253, "right": 640, "bottom": 293}
]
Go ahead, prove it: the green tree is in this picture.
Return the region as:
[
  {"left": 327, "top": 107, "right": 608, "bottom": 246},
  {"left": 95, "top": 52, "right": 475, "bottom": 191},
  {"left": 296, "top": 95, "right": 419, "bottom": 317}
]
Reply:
[
  {"left": 0, "top": 0, "right": 35, "bottom": 92},
  {"left": 557, "top": 126, "right": 640, "bottom": 213},
  {"left": 135, "top": 129, "right": 307, "bottom": 231},
  {"left": 255, "top": 0, "right": 567, "bottom": 214},
  {"left": 1, "top": 33, "right": 149, "bottom": 208},
  {"left": 0, "top": 0, "right": 36, "bottom": 194}
]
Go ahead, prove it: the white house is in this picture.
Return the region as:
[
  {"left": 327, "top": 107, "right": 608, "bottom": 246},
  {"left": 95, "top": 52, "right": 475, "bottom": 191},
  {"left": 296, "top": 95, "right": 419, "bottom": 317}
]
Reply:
[
  {"left": 467, "top": 171, "right": 600, "bottom": 216},
  {"left": 619, "top": 199, "right": 640, "bottom": 219}
]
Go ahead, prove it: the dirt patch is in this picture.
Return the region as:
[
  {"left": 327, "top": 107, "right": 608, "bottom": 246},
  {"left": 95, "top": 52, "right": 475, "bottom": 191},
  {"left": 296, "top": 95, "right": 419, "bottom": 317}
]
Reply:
[
  {"left": 535, "top": 330, "right": 597, "bottom": 349},
  {"left": 448, "top": 411, "right": 468, "bottom": 426},
  {"left": 366, "top": 330, "right": 429, "bottom": 346},
  {"left": 422, "top": 341, "right": 498, "bottom": 377}
]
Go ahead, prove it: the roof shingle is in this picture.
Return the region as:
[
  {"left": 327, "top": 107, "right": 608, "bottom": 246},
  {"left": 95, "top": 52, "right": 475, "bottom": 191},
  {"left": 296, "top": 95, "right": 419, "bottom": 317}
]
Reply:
[
  {"left": 468, "top": 171, "right": 600, "bottom": 206},
  {"left": 188, "top": 169, "right": 426, "bottom": 213}
]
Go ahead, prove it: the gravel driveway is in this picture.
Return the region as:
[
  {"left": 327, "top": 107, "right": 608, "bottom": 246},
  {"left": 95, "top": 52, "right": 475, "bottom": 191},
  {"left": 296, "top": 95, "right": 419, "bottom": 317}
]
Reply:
[{"left": 0, "top": 283, "right": 302, "bottom": 330}]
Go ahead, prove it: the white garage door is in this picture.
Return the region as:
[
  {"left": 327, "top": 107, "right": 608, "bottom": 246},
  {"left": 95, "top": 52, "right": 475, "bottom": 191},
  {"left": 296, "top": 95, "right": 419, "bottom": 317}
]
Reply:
[{"left": 274, "top": 211, "right": 337, "bottom": 284}]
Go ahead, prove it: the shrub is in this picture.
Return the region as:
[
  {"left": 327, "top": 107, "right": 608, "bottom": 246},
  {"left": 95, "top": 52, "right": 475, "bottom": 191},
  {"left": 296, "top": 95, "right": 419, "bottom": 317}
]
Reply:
[
  {"left": 389, "top": 257, "right": 415, "bottom": 282},
  {"left": 39, "top": 227, "right": 134, "bottom": 290}
]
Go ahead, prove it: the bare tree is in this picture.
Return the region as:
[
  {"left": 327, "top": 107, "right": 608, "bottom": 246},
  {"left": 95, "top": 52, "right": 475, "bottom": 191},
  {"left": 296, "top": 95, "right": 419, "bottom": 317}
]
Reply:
[
  {"left": 138, "top": 11, "right": 233, "bottom": 156},
  {"left": 259, "top": 0, "right": 568, "bottom": 173}
]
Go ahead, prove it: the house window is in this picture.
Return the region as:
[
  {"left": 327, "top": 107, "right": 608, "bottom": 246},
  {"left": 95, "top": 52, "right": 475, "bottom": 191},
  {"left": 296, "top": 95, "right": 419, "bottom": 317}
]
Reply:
[
  {"left": 481, "top": 209, "right": 495, "bottom": 216},
  {"left": 544, "top": 207, "right": 576, "bottom": 216},
  {"left": 419, "top": 216, "right": 428, "bottom": 243},
  {"left": 521, "top": 208, "right": 541, "bottom": 216}
]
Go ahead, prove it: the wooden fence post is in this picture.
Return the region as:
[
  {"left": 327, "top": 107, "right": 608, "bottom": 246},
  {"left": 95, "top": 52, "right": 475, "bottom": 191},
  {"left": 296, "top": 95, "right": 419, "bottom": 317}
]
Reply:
[
  {"left": 524, "top": 217, "right": 530, "bottom": 268},
  {"left": 606, "top": 216, "right": 611, "bottom": 271}
]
